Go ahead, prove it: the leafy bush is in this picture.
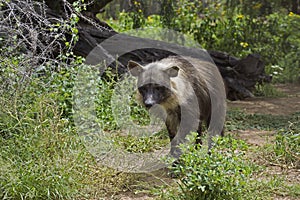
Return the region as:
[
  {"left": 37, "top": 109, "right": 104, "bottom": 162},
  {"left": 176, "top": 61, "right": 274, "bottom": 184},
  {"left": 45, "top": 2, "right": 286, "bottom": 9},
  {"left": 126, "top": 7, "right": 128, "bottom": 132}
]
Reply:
[
  {"left": 260, "top": 12, "right": 300, "bottom": 83},
  {"left": 112, "top": 1, "right": 300, "bottom": 83},
  {"left": 163, "top": 133, "right": 254, "bottom": 200},
  {"left": 95, "top": 71, "right": 119, "bottom": 131},
  {"left": 95, "top": 69, "right": 150, "bottom": 131}
]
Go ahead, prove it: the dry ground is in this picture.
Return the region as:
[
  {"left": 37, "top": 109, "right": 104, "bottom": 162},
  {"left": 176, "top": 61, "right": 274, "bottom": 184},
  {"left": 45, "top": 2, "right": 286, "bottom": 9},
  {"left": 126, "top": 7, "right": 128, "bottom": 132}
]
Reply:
[{"left": 228, "top": 84, "right": 300, "bottom": 116}]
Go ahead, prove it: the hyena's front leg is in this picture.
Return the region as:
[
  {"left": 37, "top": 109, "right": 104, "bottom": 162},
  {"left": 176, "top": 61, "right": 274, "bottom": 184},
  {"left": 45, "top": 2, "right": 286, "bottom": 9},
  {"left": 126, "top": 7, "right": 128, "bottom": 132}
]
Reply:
[
  {"left": 165, "top": 112, "right": 179, "bottom": 142},
  {"left": 170, "top": 107, "right": 200, "bottom": 158},
  {"left": 165, "top": 110, "right": 181, "bottom": 157}
]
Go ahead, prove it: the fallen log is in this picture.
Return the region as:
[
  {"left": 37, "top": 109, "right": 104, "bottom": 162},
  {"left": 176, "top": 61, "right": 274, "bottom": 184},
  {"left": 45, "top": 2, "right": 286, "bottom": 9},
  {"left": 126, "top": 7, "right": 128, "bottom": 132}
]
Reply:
[
  {"left": 74, "top": 26, "right": 271, "bottom": 100},
  {"left": 207, "top": 51, "right": 272, "bottom": 100}
]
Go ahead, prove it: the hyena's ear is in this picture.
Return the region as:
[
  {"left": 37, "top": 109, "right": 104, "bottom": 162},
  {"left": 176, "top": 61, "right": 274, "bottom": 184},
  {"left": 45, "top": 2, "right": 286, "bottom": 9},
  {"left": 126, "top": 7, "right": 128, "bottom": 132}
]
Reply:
[
  {"left": 127, "top": 60, "right": 144, "bottom": 77},
  {"left": 165, "top": 66, "right": 179, "bottom": 77}
]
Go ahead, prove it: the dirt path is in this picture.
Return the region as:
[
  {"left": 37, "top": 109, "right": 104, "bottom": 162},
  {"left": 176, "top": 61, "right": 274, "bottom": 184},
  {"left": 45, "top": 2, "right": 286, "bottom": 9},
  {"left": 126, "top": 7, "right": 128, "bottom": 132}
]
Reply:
[
  {"left": 228, "top": 84, "right": 300, "bottom": 147},
  {"left": 228, "top": 84, "right": 300, "bottom": 116}
]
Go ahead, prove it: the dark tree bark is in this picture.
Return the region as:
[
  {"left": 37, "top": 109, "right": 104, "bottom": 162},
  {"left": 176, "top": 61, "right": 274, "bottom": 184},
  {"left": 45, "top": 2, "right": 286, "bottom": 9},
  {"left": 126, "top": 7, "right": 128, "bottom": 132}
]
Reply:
[
  {"left": 42, "top": 0, "right": 114, "bottom": 28},
  {"left": 43, "top": 0, "right": 113, "bottom": 16}
]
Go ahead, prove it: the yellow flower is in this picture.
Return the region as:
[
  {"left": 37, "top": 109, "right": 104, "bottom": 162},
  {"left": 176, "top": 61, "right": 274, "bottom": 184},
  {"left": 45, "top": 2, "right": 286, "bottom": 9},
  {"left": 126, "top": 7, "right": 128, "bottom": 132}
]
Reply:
[
  {"left": 147, "top": 16, "right": 153, "bottom": 23},
  {"left": 289, "top": 12, "right": 294, "bottom": 17},
  {"left": 237, "top": 14, "right": 244, "bottom": 19},
  {"left": 240, "top": 42, "right": 249, "bottom": 48},
  {"left": 134, "top": 1, "right": 140, "bottom": 6}
]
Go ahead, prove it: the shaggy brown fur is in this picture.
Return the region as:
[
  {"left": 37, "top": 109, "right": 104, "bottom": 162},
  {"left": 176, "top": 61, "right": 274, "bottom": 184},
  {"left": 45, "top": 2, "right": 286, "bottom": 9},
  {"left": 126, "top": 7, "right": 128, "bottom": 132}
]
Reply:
[{"left": 128, "top": 56, "right": 226, "bottom": 157}]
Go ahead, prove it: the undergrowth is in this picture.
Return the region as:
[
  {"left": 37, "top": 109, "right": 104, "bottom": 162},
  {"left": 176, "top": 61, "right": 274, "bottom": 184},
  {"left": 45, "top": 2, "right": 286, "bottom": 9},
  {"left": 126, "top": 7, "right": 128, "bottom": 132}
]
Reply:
[
  {"left": 1, "top": 1, "right": 299, "bottom": 199},
  {"left": 0, "top": 87, "right": 140, "bottom": 199}
]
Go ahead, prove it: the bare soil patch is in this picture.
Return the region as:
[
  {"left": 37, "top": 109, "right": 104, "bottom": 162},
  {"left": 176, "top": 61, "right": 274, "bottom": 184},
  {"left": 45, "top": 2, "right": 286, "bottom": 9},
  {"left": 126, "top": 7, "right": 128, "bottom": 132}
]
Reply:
[
  {"left": 228, "top": 84, "right": 300, "bottom": 116},
  {"left": 233, "top": 130, "right": 276, "bottom": 147}
]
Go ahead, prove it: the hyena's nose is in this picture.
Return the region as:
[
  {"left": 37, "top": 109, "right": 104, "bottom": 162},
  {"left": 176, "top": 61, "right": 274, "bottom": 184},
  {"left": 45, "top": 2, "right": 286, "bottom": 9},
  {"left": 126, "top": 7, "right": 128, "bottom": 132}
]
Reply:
[{"left": 144, "top": 98, "right": 155, "bottom": 108}]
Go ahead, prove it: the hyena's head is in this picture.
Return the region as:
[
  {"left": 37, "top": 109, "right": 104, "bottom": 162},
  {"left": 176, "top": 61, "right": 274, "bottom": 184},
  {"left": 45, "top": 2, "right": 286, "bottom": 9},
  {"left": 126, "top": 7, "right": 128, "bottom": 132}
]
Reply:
[{"left": 128, "top": 60, "right": 179, "bottom": 108}]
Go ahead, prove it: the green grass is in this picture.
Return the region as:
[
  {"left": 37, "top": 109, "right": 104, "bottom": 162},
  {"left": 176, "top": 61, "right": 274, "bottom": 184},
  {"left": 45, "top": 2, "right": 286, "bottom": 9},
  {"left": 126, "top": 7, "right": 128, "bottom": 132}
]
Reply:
[
  {"left": 113, "top": 130, "right": 169, "bottom": 153},
  {"left": 226, "top": 109, "right": 300, "bottom": 131},
  {"left": 254, "top": 83, "right": 286, "bottom": 97},
  {"left": 0, "top": 93, "right": 87, "bottom": 199},
  {"left": 247, "top": 176, "right": 300, "bottom": 199},
  {"left": 258, "top": 120, "right": 300, "bottom": 169},
  {"left": 0, "top": 86, "right": 137, "bottom": 199}
]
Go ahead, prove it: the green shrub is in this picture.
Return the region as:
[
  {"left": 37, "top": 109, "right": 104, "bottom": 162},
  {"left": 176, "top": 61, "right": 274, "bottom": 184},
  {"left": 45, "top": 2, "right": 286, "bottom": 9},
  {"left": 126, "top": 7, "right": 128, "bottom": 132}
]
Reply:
[
  {"left": 95, "top": 71, "right": 119, "bottom": 131},
  {"left": 112, "top": 1, "right": 300, "bottom": 83},
  {"left": 113, "top": 1, "right": 145, "bottom": 32},
  {"left": 164, "top": 133, "right": 253, "bottom": 200},
  {"left": 95, "top": 69, "right": 150, "bottom": 131}
]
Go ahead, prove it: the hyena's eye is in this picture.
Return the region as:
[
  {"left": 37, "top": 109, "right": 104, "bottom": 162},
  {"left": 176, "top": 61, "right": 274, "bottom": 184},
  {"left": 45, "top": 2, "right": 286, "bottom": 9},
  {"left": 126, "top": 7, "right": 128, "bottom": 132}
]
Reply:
[
  {"left": 154, "top": 85, "right": 170, "bottom": 93},
  {"left": 138, "top": 84, "right": 168, "bottom": 94},
  {"left": 154, "top": 86, "right": 164, "bottom": 93},
  {"left": 138, "top": 84, "right": 155, "bottom": 93},
  {"left": 138, "top": 86, "right": 147, "bottom": 95}
]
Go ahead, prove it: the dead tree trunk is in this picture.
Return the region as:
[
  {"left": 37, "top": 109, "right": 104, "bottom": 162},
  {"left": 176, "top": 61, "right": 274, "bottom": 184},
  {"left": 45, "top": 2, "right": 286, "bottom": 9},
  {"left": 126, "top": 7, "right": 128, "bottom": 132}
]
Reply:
[{"left": 73, "top": 23, "right": 271, "bottom": 100}]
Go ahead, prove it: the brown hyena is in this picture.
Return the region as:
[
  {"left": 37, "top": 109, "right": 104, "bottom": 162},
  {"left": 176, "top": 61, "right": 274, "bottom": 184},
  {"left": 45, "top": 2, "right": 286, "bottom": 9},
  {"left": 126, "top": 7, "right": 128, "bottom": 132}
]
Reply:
[{"left": 128, "top": 56, "right": 226, "bottom": 158}]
